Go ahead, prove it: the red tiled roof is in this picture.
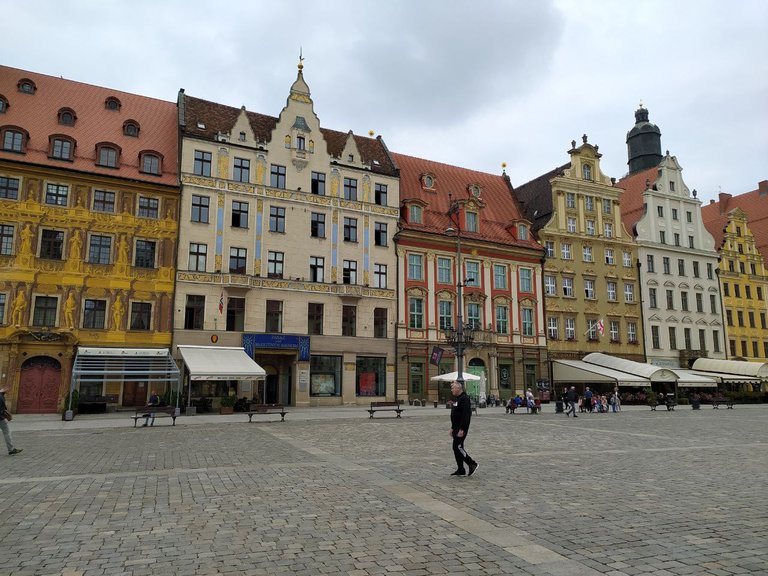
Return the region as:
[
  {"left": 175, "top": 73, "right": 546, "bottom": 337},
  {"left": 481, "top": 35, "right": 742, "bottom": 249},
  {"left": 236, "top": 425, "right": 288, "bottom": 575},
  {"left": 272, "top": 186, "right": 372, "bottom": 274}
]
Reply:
[
  {"left": 617, "top": 167, "right": 658, "bottom": 233},
  {"left": 0, "top": 65, "right": 178, "bottom": 187},
  {"left": 391, "top": 152, "right": 541, "bottom": 251},
  {"left": 701, "top": 181, "right": 768, "bottom": 265},
  {"left": 181, "top": 94, "right": 398, "bottom": 176}
]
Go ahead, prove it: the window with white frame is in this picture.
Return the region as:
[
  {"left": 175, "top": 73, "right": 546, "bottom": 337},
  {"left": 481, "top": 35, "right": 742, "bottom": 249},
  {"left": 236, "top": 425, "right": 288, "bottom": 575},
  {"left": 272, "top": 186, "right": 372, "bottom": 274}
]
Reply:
[
  {"left": 495, "top": 304, "right": 508, "bottom": 334},
  {"left": 493, "top": 265, "right": 507, "bottom": 290},
  {"left": 409, "top": 297, "right": 424, "bottom": 329},
  {"left": 567, "top": 216, "right": 577, "bottom": 233},
  {"left": 561, "top": 243, "right": 572, "bottom": 260},
  {"left": 521, "top": 307, "right": 534, "bottom": 336},
  {"left": 586, "top": 219, "right": 595, "bottom": 236},
  {"left": 604, "top": 222, "right": 613, "bottom": 238},
  {"left": 566, "top": 192, "right": 576, "bottom": 208},
  {"left": 624, "top": 283, "right": 635, "bottom": 303},
  {"left": 438, "top": 300, "right": 453, "bottom": 330},
  {"left": 562, "top": 277, "right": 574, "bottom": 297},
  {"left": 465, "top": 212, "right": 478, "bottom": 232},
  {"left": 603, "top": 198, "right": 612, "bottom": 214},
  {"left": 605, "top": 248, "right": 615, "bottom": 265},
  {"left": 545, "top": 241, "right": 555, "bottom": 258},
  {"left": 519, "top": 268, "right": 532, "bottom": 292},
  {"left": 466, "top": 302, "right": 481, "bottom": 329},
  {"left": 607, "top": 281, "right": 617, "bottom": 301},
  {"left": 518, "top": 224, "right": 528, "bottom": 240},
  {"left": 583, "top": 246, "right": 593, "bottom": 262},
  {"left": 623, "top": 251, "right": 632, "bottom": 267},
  {"left": 565, "top": 317, "right": 575, "bottom": 339},
  {"left": 584, "top": 278, "right": 595, "bottom": 299},
  {"left": 587, "top": 318, "right": 598, "bottom": 340},
  {"left": 628, "top": 322, "right": 637, "bottom": 343},
  {"left": 437, "top": 257, "right": 451, "bottom": 284},
  {"left": 610, "top": 320, "right": 620, "bottom": 342},
  {"left": 408, "top": 254, "right": 423, "bottom": 280},
  {"left": 544, "top": 275, "right": 556, "bottom": 296},
  {"left": 465, "top": 261, "right": 480, "bottom": 287},
  {"left": 547, "top": 317, "right": 559, "bottom": 339},
  {"left": 585, "top": 195, "right": 594, "bottom": 211}
]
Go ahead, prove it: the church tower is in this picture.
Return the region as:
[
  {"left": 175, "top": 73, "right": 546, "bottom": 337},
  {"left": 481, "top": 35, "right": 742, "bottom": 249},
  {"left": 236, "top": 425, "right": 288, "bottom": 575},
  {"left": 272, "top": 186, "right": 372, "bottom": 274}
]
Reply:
[{"left": 626, "top": 104, "right": 662, "bottom": 174}]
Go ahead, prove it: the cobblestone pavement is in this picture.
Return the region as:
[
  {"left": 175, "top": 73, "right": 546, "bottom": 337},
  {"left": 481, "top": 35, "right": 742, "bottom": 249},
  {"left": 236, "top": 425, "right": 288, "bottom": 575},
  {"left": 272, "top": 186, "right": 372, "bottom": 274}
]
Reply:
[{"left": 1, "top": 405, "right": 766, "bottom": 575}]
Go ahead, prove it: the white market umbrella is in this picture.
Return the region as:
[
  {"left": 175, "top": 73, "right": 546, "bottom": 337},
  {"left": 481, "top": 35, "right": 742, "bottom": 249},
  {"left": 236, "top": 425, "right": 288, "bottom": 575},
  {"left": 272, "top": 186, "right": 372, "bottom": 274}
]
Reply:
[{"left": 430, "top": 371, "right": 482, "bottom": 382}]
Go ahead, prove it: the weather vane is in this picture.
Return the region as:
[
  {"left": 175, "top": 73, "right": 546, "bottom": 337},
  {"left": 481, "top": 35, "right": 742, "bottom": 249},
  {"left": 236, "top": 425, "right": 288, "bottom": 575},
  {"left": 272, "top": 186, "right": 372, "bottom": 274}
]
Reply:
[{"left": 298, "top": 47, "right": 305, "bottom": 70}]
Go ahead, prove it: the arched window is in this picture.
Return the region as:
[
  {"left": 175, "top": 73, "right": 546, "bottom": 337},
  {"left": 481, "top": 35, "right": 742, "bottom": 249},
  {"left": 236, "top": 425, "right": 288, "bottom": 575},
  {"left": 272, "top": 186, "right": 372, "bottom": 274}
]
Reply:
[
  {"left": 57, "top": 108, "right": 76, "bottom": 126},
  {"left": 123, "top": 120, "right": 140, "bottom": 137},
  {"left": 1, "top": 126, "right": 28, "bottom": 153},
  {"left": 49, "top": 135, "right": 76, "bottom": 160},
  {"left": 17, "top": 78, "right": 36, "bottom": 94},
  {"left": 104, "top": 96, "right": 121, "bottom": 111},
  {"left": 95, "top": 143, "right": 121, "bottom": 168},
  {"left": 139, "top": 151, "right": 163, "bottom": 175},
  {"left": 0, "top": 95, "right": 8, "bottom": 114}
]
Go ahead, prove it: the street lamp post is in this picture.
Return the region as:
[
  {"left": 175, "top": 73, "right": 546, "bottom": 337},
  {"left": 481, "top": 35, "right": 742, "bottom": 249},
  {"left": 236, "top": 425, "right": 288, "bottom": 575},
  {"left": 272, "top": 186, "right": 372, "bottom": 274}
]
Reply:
[{"left": 445, "top": 195, "right": 475, "bottom": 397}]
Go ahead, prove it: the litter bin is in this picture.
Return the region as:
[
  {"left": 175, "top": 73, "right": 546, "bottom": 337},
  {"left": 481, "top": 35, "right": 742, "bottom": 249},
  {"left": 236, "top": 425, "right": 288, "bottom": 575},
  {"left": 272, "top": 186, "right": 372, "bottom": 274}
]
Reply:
[{"left": 555, "top": 400, "right": 564, "bottom": 414}]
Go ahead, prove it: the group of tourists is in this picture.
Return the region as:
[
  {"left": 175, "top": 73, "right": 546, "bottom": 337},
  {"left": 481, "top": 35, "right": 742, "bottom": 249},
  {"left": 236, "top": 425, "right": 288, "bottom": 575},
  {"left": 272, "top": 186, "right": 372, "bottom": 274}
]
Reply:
[{"left": 562, "top": 386, "right": 621, "bottom": 417}]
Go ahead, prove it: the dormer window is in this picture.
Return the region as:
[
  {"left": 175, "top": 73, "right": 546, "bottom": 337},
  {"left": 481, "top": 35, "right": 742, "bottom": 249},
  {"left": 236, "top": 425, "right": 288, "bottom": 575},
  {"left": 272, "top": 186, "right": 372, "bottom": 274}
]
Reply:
[
  {"left": 17, "top": 79, "right": 36, "bottom": 94},
  {"left": 139, "top": 151, "right": 162, "bottom": 175},
  {"left": 57, "top": 108, "right": 76, "bottom": 126},
  {"left": 0, "top": 95, "right": 8, "bottom": 113},
  {"left": 583, "top": 164, "right": 592, "bottom": 181},
  {"left": 123, "top": 120, "right": 140, "bottom": 137},
  {"left": 422, "top": 175, "right": 435, "bottom": 189},
  {"left": 469, "top": 185, "right": 481, "bottom": 197},
  {"left": 238, "top": 131, "right": 246, "bottom": 142},
  {"left": 1, "top": 126, "right": 28, "bottom": 153},
  {"left": 518, "top": 224, "right": 529, "bottom": 241},
  {"left": 105, "top": 96, "right": 121, "bottom": 111},
  {"left": 466, "top": 211, "right": 479, "bottom": 232},
  {"left": 348, "top": 154, "right": 354, "bottom": 162},
  {"left": 49, "top": 135, "right": 75, "bottom": 161},
  {"left": 96, "top": 143, "right": 121, "bottom": 168},
  {"left": 297, "top": 135, "right": 305, "bottom": 150},
  {"left": 410, "top": 205, "right": 423, "bottom": 224}
]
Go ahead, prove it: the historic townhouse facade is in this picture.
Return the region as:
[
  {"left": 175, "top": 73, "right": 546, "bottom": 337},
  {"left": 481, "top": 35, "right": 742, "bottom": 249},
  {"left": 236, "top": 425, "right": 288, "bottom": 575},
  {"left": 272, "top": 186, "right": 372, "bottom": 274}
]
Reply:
[
  {"left": 174, "top": 63, "right": 399, "bottom": 406},
  {"left": 619, "top": 108, "right": 724, "bottom": 367},
  {"left": 702, "top": 192, "right": 768, "bottom": 360},
  {"left": 393, "top": 153, "right": 547, "bottom": 404},
  {"left": 0, "top": 66, "right": 179, "bottom": 412},
  {"left": 514, "top": 137, "right": 643, "bottom": 364}
]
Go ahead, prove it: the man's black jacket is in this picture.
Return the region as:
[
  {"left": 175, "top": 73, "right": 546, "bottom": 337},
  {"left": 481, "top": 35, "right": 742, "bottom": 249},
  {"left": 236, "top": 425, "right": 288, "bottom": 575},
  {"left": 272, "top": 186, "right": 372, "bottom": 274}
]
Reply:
[{"left": 451, "top": 391, "right": 472, "bottom": 433}]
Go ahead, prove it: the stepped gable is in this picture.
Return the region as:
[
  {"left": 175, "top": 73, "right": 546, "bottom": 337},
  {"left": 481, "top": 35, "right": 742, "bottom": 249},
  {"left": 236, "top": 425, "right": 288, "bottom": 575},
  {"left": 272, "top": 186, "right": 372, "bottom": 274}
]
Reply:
[
  {"left": 392, "top": 152, "right": 540, "bottom": 250},
  {"left": 512, "top": 164, "right": 569, "bottom": 234},
  {"left": 181, "top": 94, "right": 397, "bottom": 177},
  {"left": 617, "top": 166, "right": 658, "bottom": 234},
  {"left": 702, "top": 181, "right": 768, "bottom": 266},
  {"left": 0, "top": 64, "right": 178, "bottom": 186}
]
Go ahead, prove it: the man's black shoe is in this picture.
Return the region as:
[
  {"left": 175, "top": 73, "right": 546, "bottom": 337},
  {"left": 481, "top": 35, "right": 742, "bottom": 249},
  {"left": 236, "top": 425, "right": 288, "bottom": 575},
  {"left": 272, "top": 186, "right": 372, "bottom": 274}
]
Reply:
[
  {"left": 450, "top": 470, "right": 466, "bottom": 476},
  {"left": 468, "top": 462, "right": 479, "bottom": 476}
]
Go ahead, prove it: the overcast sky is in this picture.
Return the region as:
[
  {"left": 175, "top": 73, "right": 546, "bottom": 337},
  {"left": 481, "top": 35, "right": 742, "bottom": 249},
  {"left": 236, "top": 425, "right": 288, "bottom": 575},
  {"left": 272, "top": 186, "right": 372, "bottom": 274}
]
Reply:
[{"left": 5, "top": 0, "right": 767, "bottom": 203}]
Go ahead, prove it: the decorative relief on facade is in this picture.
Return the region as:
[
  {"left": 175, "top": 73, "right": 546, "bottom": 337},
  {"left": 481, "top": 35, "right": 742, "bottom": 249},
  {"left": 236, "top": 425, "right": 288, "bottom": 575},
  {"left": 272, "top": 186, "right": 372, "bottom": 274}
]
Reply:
[
  {"left": 181, "top": 175, "right": 216, "bottom": 188},
  {"left": 306, "top": 194, "right": 332, "bottom": 206},
  {"left": 266, "top": 189, "right": 297, "bottom": 201},
  {"left": 228, "top": 182, "right": 255, "bottom": 194},
  {"left": 339, "top": 200, "right": 362, "bottom": 210},
  {"left": 362, "top": 175, "right": 371, "bottom": 203},
  {"left": 292, "top": 159, "right": 308, "bottom": 172},
  {"left": 217, "top": 194, "right": 225, "bottom": 208},
  {"left": 368, "top": 205, "right": 399, "bottom": 216},
  {"left": 177, "top": 271, "right": 216, "bottom": 283},
  {"left": 330, "top": 169, "right": 340, "bottom": 197},
  {"left": 255, "top": 157, "right": 266, "bottom": 185}
]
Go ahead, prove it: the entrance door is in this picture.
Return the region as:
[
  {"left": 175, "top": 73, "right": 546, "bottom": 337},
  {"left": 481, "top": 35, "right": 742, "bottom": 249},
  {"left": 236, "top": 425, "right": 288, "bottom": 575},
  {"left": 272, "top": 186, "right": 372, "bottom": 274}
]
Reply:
[
  {"left": 264, "top": 375, "right": 279, "bottom": 404},
  {"left": 17, "top": 356, "right": 62, "bottom": 413},
  {"left": 122, "top": 381, "right": 148, "bottom": 407}
]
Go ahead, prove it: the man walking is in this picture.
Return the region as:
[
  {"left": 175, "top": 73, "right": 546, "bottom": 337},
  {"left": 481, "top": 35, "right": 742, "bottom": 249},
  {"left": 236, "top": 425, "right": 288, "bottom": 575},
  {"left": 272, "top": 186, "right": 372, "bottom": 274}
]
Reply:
[
  {"left": 0, "top": 388, "right": 22, "bottom": 455},
  {"left": 449, "top": 381, "right": 478, "bottom": 476},
  {"left": 565, "top": 386, "right": 578, "bottom": 418}
]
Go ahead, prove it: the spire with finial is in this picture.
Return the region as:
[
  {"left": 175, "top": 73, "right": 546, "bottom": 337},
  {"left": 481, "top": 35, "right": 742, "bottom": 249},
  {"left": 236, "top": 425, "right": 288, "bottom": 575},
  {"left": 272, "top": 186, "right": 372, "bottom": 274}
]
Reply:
[{"left": 298, "top": 47, "right": 304, "bottom": 71}]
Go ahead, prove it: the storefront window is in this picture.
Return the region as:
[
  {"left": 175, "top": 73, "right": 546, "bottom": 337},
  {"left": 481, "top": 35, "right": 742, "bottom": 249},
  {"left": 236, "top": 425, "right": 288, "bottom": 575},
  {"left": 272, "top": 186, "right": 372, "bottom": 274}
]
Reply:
[
  {"left": 310, "top": 355, "right": 341, "bottom": 396},
  {"left": 409, "top": 361, "right": 424, "bottom": 396},
  {"left": 356, "top": 356, "right": 386, "bottom": 396},
  {"left": 190, "top": 380, "right": 236, "bottom": 398}
]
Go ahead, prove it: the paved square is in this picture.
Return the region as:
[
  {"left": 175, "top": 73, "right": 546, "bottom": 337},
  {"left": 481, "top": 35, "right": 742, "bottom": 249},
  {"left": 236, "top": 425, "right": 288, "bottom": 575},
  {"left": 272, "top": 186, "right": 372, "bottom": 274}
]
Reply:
[{"left": 1, "top": 405, "right": 766, "bottom": 575}]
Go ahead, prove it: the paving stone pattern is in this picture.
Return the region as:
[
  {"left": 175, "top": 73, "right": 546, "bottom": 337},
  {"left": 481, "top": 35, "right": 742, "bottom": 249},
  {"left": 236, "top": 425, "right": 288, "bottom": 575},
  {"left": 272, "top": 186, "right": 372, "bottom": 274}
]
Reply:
[{"left": 0, "top": 406, "right": 766, "bottom": 575}]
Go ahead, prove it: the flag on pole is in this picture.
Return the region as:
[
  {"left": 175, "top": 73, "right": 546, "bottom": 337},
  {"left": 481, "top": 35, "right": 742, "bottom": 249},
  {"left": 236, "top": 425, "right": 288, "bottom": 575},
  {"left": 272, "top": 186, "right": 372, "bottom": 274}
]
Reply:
[
  {"left": 218, "top": 292, "right": 224, "bottom": 314},
  {"left": 597, "top": 319, "right": 605, "bottom": 336}
]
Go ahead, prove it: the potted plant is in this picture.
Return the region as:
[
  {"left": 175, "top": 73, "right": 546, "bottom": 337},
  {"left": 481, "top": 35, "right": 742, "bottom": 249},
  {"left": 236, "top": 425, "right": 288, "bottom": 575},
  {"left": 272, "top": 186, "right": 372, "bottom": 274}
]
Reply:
[
  {"left": 219, "top": 395, "right": 236, "bottom": 414},
  {"left": 645, "top": 388, "right": 658, "bottom": 409}
]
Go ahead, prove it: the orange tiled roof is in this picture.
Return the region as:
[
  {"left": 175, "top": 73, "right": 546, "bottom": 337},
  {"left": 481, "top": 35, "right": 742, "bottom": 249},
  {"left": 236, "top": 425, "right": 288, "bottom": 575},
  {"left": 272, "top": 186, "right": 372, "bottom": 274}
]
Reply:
[
  {"left": 701, "top": 181, "right": 768, "bottom": 265},
  {"left": 181, "top": 94, "right": 398, "bottom": 176},
  {"left": 617, "top": 167, "right": 658, "bottom": 233},
  {"left": 391, "top": 152, "right": 541, "bottom": 251},
  {"left": 0, "top": 65, "right": 178, "bottom": 187}
]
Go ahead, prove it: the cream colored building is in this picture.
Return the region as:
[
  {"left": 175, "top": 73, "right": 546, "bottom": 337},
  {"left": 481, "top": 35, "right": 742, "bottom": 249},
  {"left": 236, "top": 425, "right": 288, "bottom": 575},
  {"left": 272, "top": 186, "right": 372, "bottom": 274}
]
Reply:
[{"left": 173, "top": 62, "right": 399, "bottom": 406}]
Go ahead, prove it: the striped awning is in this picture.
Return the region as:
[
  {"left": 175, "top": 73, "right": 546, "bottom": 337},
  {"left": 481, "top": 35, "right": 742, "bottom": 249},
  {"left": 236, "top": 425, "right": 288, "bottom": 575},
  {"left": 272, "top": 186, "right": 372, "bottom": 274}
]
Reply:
[{"left": 71, "top": 347, "right": 180, "bottom": 384}]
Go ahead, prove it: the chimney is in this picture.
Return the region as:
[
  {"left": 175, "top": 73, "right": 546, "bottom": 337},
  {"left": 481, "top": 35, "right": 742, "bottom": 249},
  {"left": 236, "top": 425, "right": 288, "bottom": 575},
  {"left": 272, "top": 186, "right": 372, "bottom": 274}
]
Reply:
[
  {"left": 718, "top": 192, "right": 732, "bottom": 214},
  {"left": 759, "top": 180, "right": 768, "bottom": 196}
]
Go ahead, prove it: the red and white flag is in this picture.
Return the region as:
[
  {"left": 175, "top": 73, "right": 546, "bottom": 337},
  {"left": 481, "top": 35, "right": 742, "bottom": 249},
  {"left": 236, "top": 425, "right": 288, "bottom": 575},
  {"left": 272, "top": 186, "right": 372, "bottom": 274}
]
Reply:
[
  {"left": 218, "top": 292, "right": 224, "bottom": 314},
  {"left": 597, "top": 319, "right": 605, "bottom": 336}
]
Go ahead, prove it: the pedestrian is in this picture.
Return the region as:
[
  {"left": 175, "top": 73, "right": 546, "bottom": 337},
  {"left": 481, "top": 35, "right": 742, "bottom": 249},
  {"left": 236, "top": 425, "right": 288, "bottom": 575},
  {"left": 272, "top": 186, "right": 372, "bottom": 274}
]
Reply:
[
  {"left": 0, "top": 388, "right": 22, "bottom": 455},
  {"left": 612, "top": 388, "right": 621, "bottom": 412},
  {"left": 565, "top": 386, "right": 578, "bottom": 418},
  {"left": 584, "top": 387, "right": 594, "bottom": 412},
  {"left": 449, "top": 381, "right": 478, "bottom": 476},
  {"left": 142, "top": 390, "right": 160, "bottom": 427}
]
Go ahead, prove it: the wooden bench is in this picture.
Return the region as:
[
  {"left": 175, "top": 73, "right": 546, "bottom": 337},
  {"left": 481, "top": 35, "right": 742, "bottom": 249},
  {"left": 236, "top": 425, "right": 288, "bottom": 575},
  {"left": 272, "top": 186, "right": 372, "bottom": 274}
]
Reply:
[
  {"left": 246, "top": 404, "right": 287, "bottom": 422},
  {"left": 132, "top": 405, "right": 177, "bottom": 427},
  {"left": 367, "top": 401, "right": 404, "bottom": 418},
  {"left": 712, "top": 397, "right": 734, "bottom": 409}
]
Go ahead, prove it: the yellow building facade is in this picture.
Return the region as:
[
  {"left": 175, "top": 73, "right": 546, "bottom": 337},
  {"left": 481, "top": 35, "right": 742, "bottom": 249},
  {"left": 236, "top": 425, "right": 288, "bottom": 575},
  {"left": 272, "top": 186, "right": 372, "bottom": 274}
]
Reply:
[{"left": 0, "top": 66, "right": 179, "bottom": 413}]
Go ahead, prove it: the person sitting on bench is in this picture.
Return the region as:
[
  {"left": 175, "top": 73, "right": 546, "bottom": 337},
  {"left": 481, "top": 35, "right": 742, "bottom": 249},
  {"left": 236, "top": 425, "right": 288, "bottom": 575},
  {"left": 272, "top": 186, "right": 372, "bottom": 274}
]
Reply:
[{"left": 143, "top": 391, "right": 160, "bottom": 427}]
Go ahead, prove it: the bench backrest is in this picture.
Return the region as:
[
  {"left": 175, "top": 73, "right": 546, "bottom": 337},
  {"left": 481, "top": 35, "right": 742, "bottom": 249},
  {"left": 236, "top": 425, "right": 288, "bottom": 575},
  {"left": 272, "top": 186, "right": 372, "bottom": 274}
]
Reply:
[
  {"left": 249, "top": 404, "right": 284, "bottom": 411},
  {"left": 371, "top": 401, "right": 399, "bottom": 408}
]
